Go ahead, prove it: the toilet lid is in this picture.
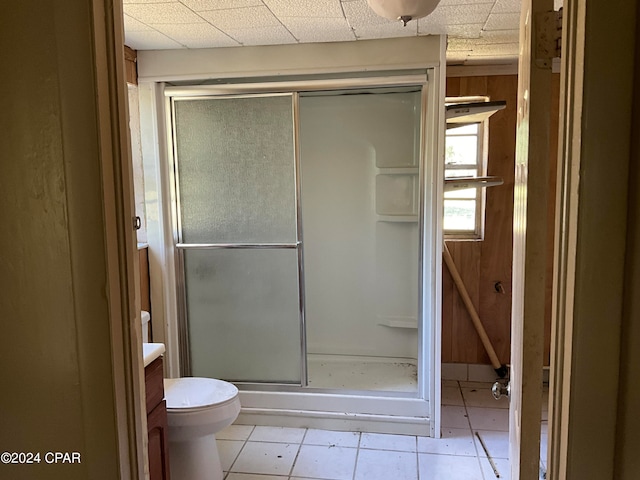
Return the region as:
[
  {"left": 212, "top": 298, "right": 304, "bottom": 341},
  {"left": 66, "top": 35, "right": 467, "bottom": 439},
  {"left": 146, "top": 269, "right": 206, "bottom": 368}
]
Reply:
[{"left": 164, "top": 377, "right": 238, "bottom": 409}]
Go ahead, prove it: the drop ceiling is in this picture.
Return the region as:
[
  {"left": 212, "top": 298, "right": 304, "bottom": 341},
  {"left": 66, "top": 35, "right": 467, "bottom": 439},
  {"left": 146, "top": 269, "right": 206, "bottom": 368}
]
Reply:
[{"left": 122, "top": 0, "right": 541, "bottom": 66}]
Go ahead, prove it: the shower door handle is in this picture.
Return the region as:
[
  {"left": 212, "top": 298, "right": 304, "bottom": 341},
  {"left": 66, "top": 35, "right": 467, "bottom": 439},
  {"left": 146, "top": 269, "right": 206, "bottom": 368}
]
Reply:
[{"left": 492, "top": 380, "right": 510, "bottom": 400}]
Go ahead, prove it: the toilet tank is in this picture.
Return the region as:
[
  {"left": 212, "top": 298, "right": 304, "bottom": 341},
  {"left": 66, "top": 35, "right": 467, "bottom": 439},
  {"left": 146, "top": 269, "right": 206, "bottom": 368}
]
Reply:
[{"left": 141, "top": 310, "right": 150, "bottom": 343}]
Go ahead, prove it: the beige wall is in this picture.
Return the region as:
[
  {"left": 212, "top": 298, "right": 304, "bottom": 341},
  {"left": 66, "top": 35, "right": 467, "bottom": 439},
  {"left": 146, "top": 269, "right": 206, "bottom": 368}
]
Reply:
[
  {"left": 0, "top": 1, "right": 137, "bottom": 479},
  {"left": 615, "top": 4, "right": 640, "bottom": 476},
  {"left": 557, "top": 0, "right": 638, "bottom": 478}
]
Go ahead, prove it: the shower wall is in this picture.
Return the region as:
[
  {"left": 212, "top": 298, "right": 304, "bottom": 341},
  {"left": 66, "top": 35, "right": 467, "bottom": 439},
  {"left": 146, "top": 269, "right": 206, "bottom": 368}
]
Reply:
[{"left": 300, "top": 90, "right": 422, "bottom": 360}]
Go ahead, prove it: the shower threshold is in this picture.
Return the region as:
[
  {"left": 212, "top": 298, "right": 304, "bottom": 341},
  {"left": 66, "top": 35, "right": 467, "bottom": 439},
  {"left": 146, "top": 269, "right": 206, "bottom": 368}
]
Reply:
[{"left": 233, "top": 353, "right": 428, "bottom": 435}]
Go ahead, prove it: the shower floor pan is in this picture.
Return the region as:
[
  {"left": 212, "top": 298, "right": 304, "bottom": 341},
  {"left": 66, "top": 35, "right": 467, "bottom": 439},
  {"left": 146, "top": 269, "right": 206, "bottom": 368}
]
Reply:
[
  {"left": 235, "top": 354, "right": 428, "bottom": 435},
  {"left": 307, "top": 354, "right": 418, "bottom": 393}
]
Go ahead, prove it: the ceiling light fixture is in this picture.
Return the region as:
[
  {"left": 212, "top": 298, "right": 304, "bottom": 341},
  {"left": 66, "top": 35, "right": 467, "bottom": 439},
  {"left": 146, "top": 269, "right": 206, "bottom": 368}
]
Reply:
[{"left": 366, "top": 0, "right": 441, "bottom": 26}]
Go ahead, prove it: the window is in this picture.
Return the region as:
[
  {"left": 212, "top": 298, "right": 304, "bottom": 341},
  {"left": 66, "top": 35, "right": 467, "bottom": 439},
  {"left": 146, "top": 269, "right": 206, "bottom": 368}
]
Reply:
[{"left": 444, "top": 96, "right": 489, "bottom": 239}]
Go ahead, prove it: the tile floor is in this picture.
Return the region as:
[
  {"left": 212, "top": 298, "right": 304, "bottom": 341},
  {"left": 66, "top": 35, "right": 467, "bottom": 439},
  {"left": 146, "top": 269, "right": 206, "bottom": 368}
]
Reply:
[{"left": 216, "top": 381, "right": 549, "bottom": 480}]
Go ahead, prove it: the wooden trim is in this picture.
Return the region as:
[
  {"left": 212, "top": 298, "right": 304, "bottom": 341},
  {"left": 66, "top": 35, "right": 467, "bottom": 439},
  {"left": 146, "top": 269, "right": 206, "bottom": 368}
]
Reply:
[
  {"left": 139, "top": 247, "right": 151, "bottom": 314},
  {"left": 125, "top": 45, "right": 138, "bottom": 85},
  {"left": 548, "top": 0, "right": 583, "bottom": 475},
  {"left": 93, "top": 1, "right": 145, "bottom": 478},
  {"left": 446, "top": 64, "right": 519, "bottom": 78},
  {"left": 509, "top": 0, "right": 552, "bottom": 476}
]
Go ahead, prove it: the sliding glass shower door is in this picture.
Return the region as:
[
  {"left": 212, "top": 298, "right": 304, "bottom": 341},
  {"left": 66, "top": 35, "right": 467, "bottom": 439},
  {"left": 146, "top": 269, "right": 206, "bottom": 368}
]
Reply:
[
  {"left": 299, "top": 87, "right": 423, "bottom": 393},
  {"left": 172, "top": 94, "right": 303, "bottom": 383}
]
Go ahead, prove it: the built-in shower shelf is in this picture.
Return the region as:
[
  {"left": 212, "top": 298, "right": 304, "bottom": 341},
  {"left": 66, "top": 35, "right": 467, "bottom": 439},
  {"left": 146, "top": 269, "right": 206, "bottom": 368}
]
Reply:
[
  {"left": 376, "top": 167, "right": 419, "bottom": 175},
  {"left": 378, "top": 317, "right": 418, "bottom": 329},
  {"left": 376, "top": 215, "right": 418, "bottom": 223}
]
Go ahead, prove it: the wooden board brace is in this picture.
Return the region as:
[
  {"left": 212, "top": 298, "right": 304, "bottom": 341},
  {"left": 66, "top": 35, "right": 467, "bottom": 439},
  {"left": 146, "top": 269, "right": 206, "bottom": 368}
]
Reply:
[{"left": 443, "top": 242, "right": 507, "bottom": 378}]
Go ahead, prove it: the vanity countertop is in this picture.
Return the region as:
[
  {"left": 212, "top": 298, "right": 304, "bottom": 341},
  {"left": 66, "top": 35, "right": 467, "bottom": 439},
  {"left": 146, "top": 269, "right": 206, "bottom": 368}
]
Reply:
[{"left": 143, "top": 343, "right": 165, "bottom": 367}]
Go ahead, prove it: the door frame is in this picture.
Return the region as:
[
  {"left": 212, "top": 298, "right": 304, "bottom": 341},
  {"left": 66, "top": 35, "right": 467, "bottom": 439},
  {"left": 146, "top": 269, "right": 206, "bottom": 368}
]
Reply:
[
  {"left": 509, "top": 0, "right": 552, "bottom": 477},
  {"left": 92, "top": 0, "right": 147, "bottom": 477},
  {"left": 548, "top": 0, "right": 638, "bottom": 479}
]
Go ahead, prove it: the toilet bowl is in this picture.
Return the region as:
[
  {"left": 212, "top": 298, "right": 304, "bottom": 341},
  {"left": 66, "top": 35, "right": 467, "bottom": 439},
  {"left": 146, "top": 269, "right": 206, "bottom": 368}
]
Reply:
[{"left": 164, "top": 377, "right": 241, "bottom": 480}]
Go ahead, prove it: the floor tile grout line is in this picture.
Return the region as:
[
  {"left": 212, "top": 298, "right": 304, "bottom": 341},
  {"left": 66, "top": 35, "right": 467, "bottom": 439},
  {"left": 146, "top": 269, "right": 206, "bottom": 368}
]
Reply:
[
  {"left": 286, "top": 427, "right": 308, "bottom": 478},
  {"left": 415, "top": 434, "right": 421, "bottom": 480},
  {"left": 222, "top": 397, "right": 510, "bottom": 480},
  {"left": 224, "top": 424, "right": 255, "bottom": 477},
  {"left": 351, "top": 430, "right": 363, "bottom": 480},
  {"left": 459, "top": 380, "right": 490, "bottom": 480}
]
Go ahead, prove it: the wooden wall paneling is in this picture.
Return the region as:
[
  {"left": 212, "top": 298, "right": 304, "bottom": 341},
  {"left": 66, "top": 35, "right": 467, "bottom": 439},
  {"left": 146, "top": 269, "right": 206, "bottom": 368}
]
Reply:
[
  {"left": 441, "top": 73, "right": 557, "bottom": 365},
  {"left": 446, "top": 77, "right": 461, "bottom": 97},
  {"left": 124, "top": 45, "right": 137, "bottom": 85},
  {"left": 478, "top": 75, "right": 518, "bottom": 365},
  {"left": 544, "top": 73, "right": 561, "bottom": 365},
  {"left": 443, "top": 75, "right": 518, "bottom": 365},
  {"left": 458, "top": 76, "right": 488, "bottom": 98},
  {"left": 448, "top": 241, "right": 483, "bottom": 363}
]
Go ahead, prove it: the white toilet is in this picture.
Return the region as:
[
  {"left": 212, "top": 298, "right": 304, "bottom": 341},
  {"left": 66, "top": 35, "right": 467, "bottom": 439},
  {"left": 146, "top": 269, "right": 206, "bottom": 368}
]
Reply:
[{"left": 164, "top": 377, "right": 241, "bottom": 480}]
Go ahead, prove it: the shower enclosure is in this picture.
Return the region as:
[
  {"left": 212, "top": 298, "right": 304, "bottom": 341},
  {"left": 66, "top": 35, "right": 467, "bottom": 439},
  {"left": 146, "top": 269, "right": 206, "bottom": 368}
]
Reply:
[
  {"left": 170, "top": 83, "right": 424, "bottom": 396},
  {"left": 140, "top": 36, "right": 445, "bottom": 435}
]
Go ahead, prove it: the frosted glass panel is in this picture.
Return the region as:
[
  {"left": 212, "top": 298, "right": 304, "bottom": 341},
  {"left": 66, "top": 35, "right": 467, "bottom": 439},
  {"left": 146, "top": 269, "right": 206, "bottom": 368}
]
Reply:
[
  {"left": 174, "top": 96, "right": 296, "bottom": 244},
  {"left": 184, "top": 248, "right": 301, "bottom": 383}
]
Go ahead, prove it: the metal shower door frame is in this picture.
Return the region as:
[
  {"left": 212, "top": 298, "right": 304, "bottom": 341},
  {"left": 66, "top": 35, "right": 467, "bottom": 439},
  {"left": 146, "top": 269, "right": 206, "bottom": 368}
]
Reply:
[{"left": 165, "top": 74, "right": 430, "bottom": 397}]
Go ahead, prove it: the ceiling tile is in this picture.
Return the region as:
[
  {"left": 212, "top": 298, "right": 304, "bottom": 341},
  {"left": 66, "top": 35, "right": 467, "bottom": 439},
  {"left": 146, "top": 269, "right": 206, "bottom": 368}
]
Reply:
[
  {"left": 122, "top": 0, "right": 525, "bottom": 63},
  {"left": 263, "top": 0, "right": 345, "bottom": 18},
  {"left": 419, "top": 22, "right": 484, "bottom": 38},
  {"left": 479, "top": 29, "right": 519, "bottom": 43},
  {"left": 282, "top": 17, "right": 355, "bottom": 43},
  {"left": 492, "top": 0, "right": 520, "bottom": 13},
  {"left": 150, "top": 23, "right": 241, "bottom": 48},
  {"left": 469, "top": 42, "right": 518, "bottom": 55},
  {"left": 124, "top": 3, "right": 205, "bottom": 24},
  {"left": 447, "top": 37, "right": 476, "bottom": 50},
  {"left": 199, "top": 6, "right": 280, "bottom": 29},
  {"left": 421, "top": 3, "right": 494, "bottom": 26},
  {"left": 224, "top": 25, "right": 298, "bottom": 45},
  {"left": 438, "top": 0, "right": 493, "bottom": 5},
  {"left": 123, "top": 14, "right": 154, "bottom": 31},
  {"left": 343, "top": 0, "right": 390, "bottom": 27},
  {"left": 180, "top": 0, "right": 263, "bottom": 11},
  {"left": 124, "top": 30, "right": 185, "bottom": 49},
  {"left": 123, "top": 0, "right": 177, "bottom": 3},
  {"left": 484, "top": 12, "right": 520, "bottom": 30},
  {"left": 354, "top": 22, "right": 418, "bottom": 40},
  {"left": 447, "top": 51, "right": 471, "bottom": 65}
]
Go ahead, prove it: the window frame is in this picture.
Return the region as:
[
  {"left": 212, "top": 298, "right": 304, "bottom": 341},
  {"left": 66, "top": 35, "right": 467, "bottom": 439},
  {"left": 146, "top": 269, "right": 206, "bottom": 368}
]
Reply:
[{"left": 443, "top": 96, "right": 490, "bottom": 240}]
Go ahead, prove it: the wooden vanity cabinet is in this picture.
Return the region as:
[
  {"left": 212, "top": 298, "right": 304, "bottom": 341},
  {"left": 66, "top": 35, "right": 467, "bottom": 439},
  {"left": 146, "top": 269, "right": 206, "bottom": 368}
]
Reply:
[{"left": 145, "top": 357, "right": 170, "bottom": 480}]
